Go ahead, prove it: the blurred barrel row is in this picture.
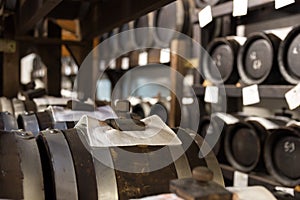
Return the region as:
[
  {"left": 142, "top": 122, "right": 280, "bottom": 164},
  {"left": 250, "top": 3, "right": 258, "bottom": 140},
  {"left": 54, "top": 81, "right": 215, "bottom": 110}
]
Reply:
[{"left": 198, "top": 113, "right": 300, "bottom": 187}]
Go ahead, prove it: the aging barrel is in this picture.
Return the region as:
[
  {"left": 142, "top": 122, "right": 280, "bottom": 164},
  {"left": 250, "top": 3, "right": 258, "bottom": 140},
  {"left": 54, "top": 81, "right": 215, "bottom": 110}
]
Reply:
[
  {"left": 224, "top": 116, "right": 289, "bottom": 172},
  {"left": 118, "top": 22, "right": 138, "bottom": 53},
  {"left": 0, "top": 130, "right": 44, "bottom": 200},
  {"left": 237, "top": 32, "right": 283, "bottom": 85},
  {"left": 264, "top": 122, "right": 300, "bottom": 187},
  {"left": 278, "top": 25, "right": 300, "bottom": 84},
  {"left": 153, "top": 0, "right": 191, "bottom": 48},
  {"left": 36, "top": 122, "right": 223, "bottom": 200},
  {"left": 203, "top": 37, "right": 245, "bottom": 84},
  {"left": 133, "top": 13, "right": 155, "bottom": 49},
  {"left": 0, "top": 97, "right": 37, "bottom": 117},
  {"left": 18, "top": 110, "right": 75, "bottom": 136},
  {"left": 194, "top": 0, "right": 226, "bottom": 8}
]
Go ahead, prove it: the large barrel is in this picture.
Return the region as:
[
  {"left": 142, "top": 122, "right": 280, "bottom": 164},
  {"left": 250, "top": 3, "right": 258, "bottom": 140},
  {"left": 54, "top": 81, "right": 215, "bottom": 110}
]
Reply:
[
  {"left": 118, "top": 22, "right": 138, "bottom": 53},
  {"left": 264, "top": 122, "right": 300, "bottom": 187},
  {"left": 278, "top": 25, "right": 300, "bottom": 84},
  {"left": 0, "top": 130, "right": 44, "bottom": 200},
  {"left": 224, "top": 116, "right": 289, "bottom": 172},
  {"left": 237, "top": 32, "right": 283, "bottom": 85},
  {"left": 203, "top": 37, "right": 244, "bottom": 84},
  {"left": 194, "top": 0, "right": 224, "bottom": 8},
  {"left": 153, "top": 0, "right": 191, "bottom": 48},
  {"left": 36, "top": 125, "right": 223, "bottom": 200}
]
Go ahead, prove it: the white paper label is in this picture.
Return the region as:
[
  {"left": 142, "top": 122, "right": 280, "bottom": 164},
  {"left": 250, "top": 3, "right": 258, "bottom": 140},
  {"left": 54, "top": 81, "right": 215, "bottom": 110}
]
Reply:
[
  {"left": 233, "top": 0, "right": 248, "bottom": 17},
  {"left": 285, "top": 83, "right": 300, "bottom": 110},
  {"left": 121, "top": 57, "right": 129, "bottom": 70},
  {"left": 204, "top": 86, "right": 218, "bottom": 103},
  {"left": 99, "top": 60, "right": 106, "bottom": 71},
  {"left": 138, "top": 52, "right": 148, "bottom": 66},
  {"left": 242, "top": 84, "right": 260, "bottom": 106},
  {"left": 215, "top": 112, "right": 239, "bottom": 125},
  {"left": 234, "top": 171, "right": 248, "bottom": 187},
  {"left": 275, "top": 0, "right": 295, "bottom": 9},
  {"left": 109, "top": 59, "right": 116, "bottom": 69},
  {"left": 160, "top": 48, "right": 170, "bottom": 63},
  {"left": 246, "top": 117, "right": 279, "bottom": 130},
  {"left": 198, "top": 6, "right": 213, "bottom": 28},
  {"left": 275, "top": 186, "right": 294, "bottom": 196}
]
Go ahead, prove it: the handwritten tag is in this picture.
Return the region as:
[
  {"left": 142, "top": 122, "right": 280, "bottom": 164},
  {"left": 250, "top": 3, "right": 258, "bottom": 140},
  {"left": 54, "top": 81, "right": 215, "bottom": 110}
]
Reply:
[
  {"left": 204, "top": 86, "right": 218, "bottom": 103},
  {"left": 121, "top": 57, "right": 129, "bottom": 70},
  {"left": 285, "top": 83, "right": 300, "bottom": 110},
  {"left": 275, "top": 0, "right": 295, "bottom": 9},
  {"left": 242, "top": 84, "right": 260, "bottom": 106},
  {"left": 160, "top": 48, "right": 170, "bottom": 63},
  {"left": 233, "top": 0, "right": 248, "bottom": 17},
  {"left": 234, "top": 171, "right": 248, "bottom": 187},
  {"left": 138, "top": 52, "right": 148, "bottom": 66}
]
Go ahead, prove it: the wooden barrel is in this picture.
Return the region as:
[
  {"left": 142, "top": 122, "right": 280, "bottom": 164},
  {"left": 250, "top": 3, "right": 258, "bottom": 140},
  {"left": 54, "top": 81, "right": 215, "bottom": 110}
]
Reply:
[
  {"left": 0, "top": 97, "right": 37, "bottom": 117},
  {"left": 107, "top": 28, "right": 120, "bottom": 58},
  {"left": 203, "top": 37, "right": 244, "bottom": 84},
  {"left": 224, "top": 116, "right": 289, "bottom": 172},
  {"left": 149, "top": 101, "right": 169, "bottom": 124},
  {"left": 0, "top": 112, "right": 18, "bottom": 131},
  {"left": 118, "top": 22, "right": 138, "bottom": 53},
  {"left": 18, "top": 110, "right": 75, "bottom": 136},
  {"left": 264, "top": 123, "right": 300, "bottom": 187},
  {"left": 36, "top": 126, "right": 223, "bottom": 200},
  {"left": 153, "top": 0, "right": 191, "bottom": 48},
  {"left": 133, "top": 12, "right": 155, "bottom": 49},
  {"left": 237, "top": 32, "right": 283, "bottom": 85},
  {"left": 0, "top": 130, "right": 44, "bottom": 200},
  {"left": 278, "top": 25, "right": 300, "bottom": 84}
]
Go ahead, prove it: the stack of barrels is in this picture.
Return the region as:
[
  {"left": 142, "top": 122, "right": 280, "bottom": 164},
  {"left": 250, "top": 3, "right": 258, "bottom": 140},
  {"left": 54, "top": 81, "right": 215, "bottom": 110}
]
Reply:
[
  {"left": 202, "top": 25, "right": 300, "bottom": 85},
  {"left": 199, "top": 113, "right": 300, "bottom": 187},
  {"left": 0, "top": 99, "right": 223, "bottom": 200}
]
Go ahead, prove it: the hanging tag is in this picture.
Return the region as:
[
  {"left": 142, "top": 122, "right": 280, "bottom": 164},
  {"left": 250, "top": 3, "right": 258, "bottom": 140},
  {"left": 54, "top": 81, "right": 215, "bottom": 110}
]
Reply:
[
  {"left": 275, "top": 0, "right": 295, "bottom": 9},
  {"left": 204, "top": 86, "right": 218, "bottom": 103},
  {"left": 242, "top": 84, "right": 260, "bottom": 106},
  {"left": 234, "top": 171, "right": 248, "bottom": 187},
  {"left": 233, "top": 0, "right": 248, "bottom": 17},
  {"left": 109, "top": 59, "right": 116, "bottom": 69},
  {"left": 138, "top": 52, "right": 148, "bottom": 66},
  {"left": 99, "top": 60, "right": 106, "bottom": 71},
  {"left": 160, "top": 48, "right": 171, "bottom": 63},
  {"left": 121, "top": 57, "right": 129, "bottom": 70},
  {"left": 198, "top": 6, "right": 213, "bottom": 28},
  {"left": 285, "top": 83, "right": 300, "bottom": 110}
]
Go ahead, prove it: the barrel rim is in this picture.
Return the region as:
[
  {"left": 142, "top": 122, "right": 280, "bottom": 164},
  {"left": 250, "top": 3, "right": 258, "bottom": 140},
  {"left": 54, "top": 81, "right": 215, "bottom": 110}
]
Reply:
[
  {"left": 237, "top": 32, "right": 278, "bottom": 85},
  {"left": 278, "top": 25, "right": 300, "bottom": 84}
]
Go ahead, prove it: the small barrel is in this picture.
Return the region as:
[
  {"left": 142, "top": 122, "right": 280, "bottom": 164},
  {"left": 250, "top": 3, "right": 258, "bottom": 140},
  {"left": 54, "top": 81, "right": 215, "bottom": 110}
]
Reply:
[
  {"left": 118, "top": 22, "right": 138, "bottom": 53},
  {"left": 264, "top": 122, "right": 300, "bottom": 187},
  {"left": 224, "top": 116, "right": 289, "bottom": 172},
  {"left": 237, "top": 32, "right": 283, "bottom": 85},
  {"left": 0, "top": 130, "right": 44, "bottom": 200},
  {"left": 36, "top": 125, "right": 223, "bottom": 200},
  {"left": 153, "top": 0, "right": 191, "bottom": 48},
  {"left": 133, "top": 12, "right": 155, "bottom": 49},
  {"left": 203, "top": 37, "right": 244, "bottom": 84},
  {"left": 278, "top": 25, "right": 300, "bottom": 84}
]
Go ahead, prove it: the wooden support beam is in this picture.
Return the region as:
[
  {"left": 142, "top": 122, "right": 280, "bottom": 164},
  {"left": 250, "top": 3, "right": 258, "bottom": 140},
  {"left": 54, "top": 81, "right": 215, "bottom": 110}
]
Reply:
[
  {"left": 16, "top": 36, "right": 85, "bottom": 46},
  {"left": 169, "top": 39, "right": 190, "bottom": 128},
  {"left": 81, "top": 0, "right": 174, "bottom": 40},
  {"left": 18, "top": 0, "right": 63, "bottom": 34},
  {"left": 147, "top": 49, "right": 161, "bottom": 64}
]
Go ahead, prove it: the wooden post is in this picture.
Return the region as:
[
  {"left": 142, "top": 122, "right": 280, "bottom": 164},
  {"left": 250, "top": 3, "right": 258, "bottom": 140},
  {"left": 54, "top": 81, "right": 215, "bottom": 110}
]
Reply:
[{"left": 169, "top": 39, "right": 190, "bottom": 127}]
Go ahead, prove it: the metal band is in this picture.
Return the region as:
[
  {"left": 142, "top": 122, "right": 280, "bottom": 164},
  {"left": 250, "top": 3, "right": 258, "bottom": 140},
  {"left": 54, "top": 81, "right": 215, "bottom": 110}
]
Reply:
[
  {"left": 0, "top": 97, "right": 13, "bottom": 114},
  {"left": 19, "top": 114, "right": 40, "bottom": 136},
  {"left": 63, "top": 129, "right": 98, "bottom": 200},
  {"left": 15, "top": 131, "right": 44, "bottom": 200},
  {"left": 1, "top": 112, "right": 18, "bottom": 131},
  {"left": 0, "top": 132, "right": 23, "bottom": 199},
  {"left": 12, "top": 99, "right": 25, "bottom": 117},
  {"left": 36, "top": 111, "right": 53, "bottom": 130},
  {"left": 42, "top": 129, "right": 78, "bottom": 200},
  {"left": 169, "top": 145, "right": 192, "bottom": 179}
]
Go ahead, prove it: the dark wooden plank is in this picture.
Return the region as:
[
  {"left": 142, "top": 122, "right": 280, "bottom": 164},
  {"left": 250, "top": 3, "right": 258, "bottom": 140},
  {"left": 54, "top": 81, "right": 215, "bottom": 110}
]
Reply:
[{"left": 18, "top": 0, "right": 63, "bottom": 34}]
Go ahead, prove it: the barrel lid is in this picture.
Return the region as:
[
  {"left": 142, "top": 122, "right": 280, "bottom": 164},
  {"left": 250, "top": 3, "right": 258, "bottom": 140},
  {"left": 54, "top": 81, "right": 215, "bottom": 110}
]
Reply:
[
  {"left": 287, "top": 34, "right": 300, "bottom": 77},
  {"left": 274, "top": 136, "right": 300, "bottom": 180}
]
